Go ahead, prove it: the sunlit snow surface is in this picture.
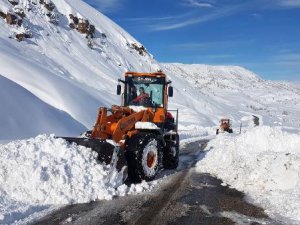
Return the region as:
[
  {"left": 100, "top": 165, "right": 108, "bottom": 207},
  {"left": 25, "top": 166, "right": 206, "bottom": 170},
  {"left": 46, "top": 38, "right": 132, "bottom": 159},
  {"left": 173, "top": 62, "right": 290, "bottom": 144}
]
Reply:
[
  {"left": 196, "top": 126, "right": 300, "bottom": 224},
  {"left": 135, "top": 121, "right": 159, "bottom": 130},
  {"left": 0, "top": 0, "right": 159, "bottom": 140},
  {"left": 163, "top": 63, "right": 300, "bottom": 129},
  {"left": 0, "top": 135, "right": 114, "bottom": 224},
  {"left": 0, "top": 75, "right": 86, "bottom": 139},
  {"left": 0, "top": 135, "right": 158, "bottom": 224}
]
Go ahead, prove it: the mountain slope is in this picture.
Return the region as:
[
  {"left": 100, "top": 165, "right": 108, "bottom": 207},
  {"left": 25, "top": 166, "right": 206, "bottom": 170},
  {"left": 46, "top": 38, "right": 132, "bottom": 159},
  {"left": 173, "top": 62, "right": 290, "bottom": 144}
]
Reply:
[
  {"left": 0, "top": 75, "right": 85, "bottom": 139},
  {"left": 163, "top": 63, "right": 300, "bottom": 130},
  {"left": 0, "top": 0, "right": 300, "bottom": 141},
  {"left": 0, "top": 0, "right": 159, "bottom": 139}
]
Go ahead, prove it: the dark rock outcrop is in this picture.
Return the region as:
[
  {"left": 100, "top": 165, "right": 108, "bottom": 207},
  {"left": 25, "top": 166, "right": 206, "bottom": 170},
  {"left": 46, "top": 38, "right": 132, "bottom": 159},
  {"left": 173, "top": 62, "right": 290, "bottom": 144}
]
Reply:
[
  {"left": 77, "top": 19, "right": 89, "bottom": 33},
  {"left": 6, "top": 13, "right": 22, "bottom": 26},
  {"left": 87, "top": 24, "right": 95, "bottom": 38},
  {"left": 69, "top": 14, "right": 79, "bottom": 25},
  {"left": 15, "top": 32, "right": 32, "bottom": 41},
  {"left": 44, "top": 2, "right": 55, "bottom": 11},
  {"left": 76, "top": 18, "right": 95, "bottom": 38},
  {"left": 39, "top": 0, "right": 53, "bottom": 7},
  {"left": 47, "top": 12, "right": 58, "bottom": 24},
  {"left": 131, "top": 43, "right": 147, "bottom": 56},
  {"left": 0, "top": 11, "right": 6, "bottom": 19},
  {"left": 73, "top": 17, "right": 79, "bottom": 25},
  {"left": 8, "top": 0, "right": 19, "bottom": 6},
  {"left": 69, "top": 22, "right": 75, "bottom": 29},
  {"left": 15, "top": 33, "right": 25, "bottom": 41},
  {"left": 39, "top": 0, "right": 58, "bottom": 24},
  {"left": 69, "top": 15, "right": 97, "bottom": 41},
  {"left": 2, "top": 1, "right": 101, "bottom": 45},
  {"left": 13, "top": 6, "right": 26, "bottom": 18}
]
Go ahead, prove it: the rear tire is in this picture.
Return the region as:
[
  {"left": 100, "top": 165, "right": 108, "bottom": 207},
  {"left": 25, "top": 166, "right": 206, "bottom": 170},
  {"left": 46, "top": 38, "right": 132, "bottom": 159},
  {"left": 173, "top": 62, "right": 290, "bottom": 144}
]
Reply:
[
  {"left": 125, "top": 133, "right": 163, "bottom": 182},
  {"left": 163, "top": 134, "right": 179, "bottom": 169}
]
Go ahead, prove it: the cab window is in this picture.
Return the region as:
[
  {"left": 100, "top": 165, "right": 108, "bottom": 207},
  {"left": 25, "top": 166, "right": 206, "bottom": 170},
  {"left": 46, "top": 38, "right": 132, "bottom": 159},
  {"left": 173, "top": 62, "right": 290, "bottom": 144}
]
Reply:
[{"left": 124, "top": 76, "right": 165, "bottom": 107}]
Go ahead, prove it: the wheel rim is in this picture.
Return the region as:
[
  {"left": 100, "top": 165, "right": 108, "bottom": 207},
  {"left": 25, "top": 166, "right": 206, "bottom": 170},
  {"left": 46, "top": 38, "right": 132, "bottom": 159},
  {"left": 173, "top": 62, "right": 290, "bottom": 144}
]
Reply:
[
  {"left": 142, "top": 139, "right": 158, "bottom": 177},
  {"left": 147, "top": 151, "right": 157, "bottom": 169}
]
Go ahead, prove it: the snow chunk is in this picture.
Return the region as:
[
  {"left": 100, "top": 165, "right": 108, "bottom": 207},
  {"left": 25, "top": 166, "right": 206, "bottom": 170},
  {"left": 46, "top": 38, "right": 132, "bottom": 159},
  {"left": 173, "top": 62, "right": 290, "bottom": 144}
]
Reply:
[
  {"left": 117, "top": 180, "right": 159, "bottom": 196},
  {"left": 129, "top": 106, "right": 147, "bottom": 112},
  {"left": 135, "top": 122, "right": 159, "bottom": 130},
  {"left": 196, "top": 126, "right": 300, "bottom": 223}
]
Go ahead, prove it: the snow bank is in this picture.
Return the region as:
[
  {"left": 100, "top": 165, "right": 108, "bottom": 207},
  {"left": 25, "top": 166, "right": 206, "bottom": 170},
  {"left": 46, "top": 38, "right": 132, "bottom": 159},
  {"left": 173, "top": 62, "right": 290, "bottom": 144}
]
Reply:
[
  {"left": 0, "top": 134, "right": 160, "bottom": 224},
  {"left": 0, "top": 135, "right": 121, "bottom": 224},
  {"left": 0, "top": 135, "right": 119, "bottom": 204},
  {"left": 196, "top": 126, "right": 300, "bottom": 223}
]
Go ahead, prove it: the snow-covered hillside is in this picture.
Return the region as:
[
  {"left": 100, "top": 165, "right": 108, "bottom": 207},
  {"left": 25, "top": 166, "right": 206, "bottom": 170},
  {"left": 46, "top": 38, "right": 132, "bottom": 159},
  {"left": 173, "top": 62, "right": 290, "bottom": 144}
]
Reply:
[
  {"left": 0, "top": 75, "right": 85, "bottom": 139},
  {"left": 0, "top": 0, "right": 159, "bottom": 140},
  {"left": 1, "top": 0, "right": 300, "bottom": 140},
  {"left": 163, "top": 63, "right": 300, "bottom": 131}
]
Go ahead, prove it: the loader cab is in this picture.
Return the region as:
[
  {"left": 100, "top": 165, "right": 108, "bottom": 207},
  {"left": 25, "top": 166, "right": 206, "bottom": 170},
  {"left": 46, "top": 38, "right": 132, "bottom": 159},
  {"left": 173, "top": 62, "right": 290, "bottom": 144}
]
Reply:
[
  {"left": 121, "top": 72, "right": 170, "bottom": 108},
  {"left": 117, "top": 72, "right": 174, "bottom": 124},
  {"left": 221, "top": 119, "right": 231, "bottom": 126}
]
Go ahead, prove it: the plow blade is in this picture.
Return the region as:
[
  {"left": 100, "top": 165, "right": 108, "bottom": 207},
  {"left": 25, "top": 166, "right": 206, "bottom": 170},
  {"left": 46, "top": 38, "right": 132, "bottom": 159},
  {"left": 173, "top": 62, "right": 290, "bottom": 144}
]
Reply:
[{"left": 58, "top": 137, "right": 126, "bottom": 172}]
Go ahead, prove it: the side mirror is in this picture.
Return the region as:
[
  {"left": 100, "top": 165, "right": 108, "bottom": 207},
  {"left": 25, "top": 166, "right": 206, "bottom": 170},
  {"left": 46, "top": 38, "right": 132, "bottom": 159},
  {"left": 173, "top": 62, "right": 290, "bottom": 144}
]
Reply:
[
  {"left": 117, "top": 84, "right": 121, "bottom": 95},
  {"left": 168, "top": 86, "right": 173, "bottom": 97}
]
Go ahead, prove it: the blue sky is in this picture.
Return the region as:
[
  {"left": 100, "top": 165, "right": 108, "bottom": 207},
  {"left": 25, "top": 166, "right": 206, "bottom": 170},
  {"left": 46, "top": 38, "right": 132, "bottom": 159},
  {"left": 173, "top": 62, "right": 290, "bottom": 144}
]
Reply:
[{"left": 84, "top": 0, "right": 300, "bottom": 81}]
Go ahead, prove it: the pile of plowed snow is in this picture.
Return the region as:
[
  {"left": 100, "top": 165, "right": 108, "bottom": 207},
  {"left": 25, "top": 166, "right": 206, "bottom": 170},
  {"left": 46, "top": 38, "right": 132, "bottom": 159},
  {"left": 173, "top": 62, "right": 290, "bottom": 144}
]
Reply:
[
  {"left": 0, "top": 135, "right": 121, "bottom": 204},
  {"left": 0, "top": 135, "right": 160, "bottom": 224},
  {"left": 196, "top": 126, "right": 300, "bottom": 224},
  {"left": 0, "top": 135, "right": 124, "bottom": 223}
]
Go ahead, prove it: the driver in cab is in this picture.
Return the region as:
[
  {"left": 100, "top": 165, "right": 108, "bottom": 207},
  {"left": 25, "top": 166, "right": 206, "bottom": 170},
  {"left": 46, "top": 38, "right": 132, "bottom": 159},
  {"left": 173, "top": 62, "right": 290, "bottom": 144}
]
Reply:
[{"left": 132, "top": 87, "right": 149, "bottom": 105}]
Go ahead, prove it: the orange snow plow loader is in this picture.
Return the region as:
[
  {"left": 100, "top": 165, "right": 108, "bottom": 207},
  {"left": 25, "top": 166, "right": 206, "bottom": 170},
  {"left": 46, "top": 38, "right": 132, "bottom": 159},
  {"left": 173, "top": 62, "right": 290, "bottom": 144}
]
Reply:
[
  {"left": 216, "top": 118, "right": 233, "bottom": 135},
  {"left": 59, "top": 72, "right": 179, "bottom": 181}
]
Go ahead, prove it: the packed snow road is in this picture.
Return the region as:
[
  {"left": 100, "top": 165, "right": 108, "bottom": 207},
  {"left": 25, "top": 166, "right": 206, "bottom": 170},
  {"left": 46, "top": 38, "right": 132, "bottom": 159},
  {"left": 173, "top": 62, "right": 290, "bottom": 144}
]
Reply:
[{"left": 31, "top": 139, "right": 280, "bottom": 225}]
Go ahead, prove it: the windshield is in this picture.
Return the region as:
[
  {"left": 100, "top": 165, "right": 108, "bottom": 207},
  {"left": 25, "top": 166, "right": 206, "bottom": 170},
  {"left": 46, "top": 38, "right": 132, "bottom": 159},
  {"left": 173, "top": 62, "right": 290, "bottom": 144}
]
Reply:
[{"left": 124, "top": 76, "right": 165, "bottom": 107}]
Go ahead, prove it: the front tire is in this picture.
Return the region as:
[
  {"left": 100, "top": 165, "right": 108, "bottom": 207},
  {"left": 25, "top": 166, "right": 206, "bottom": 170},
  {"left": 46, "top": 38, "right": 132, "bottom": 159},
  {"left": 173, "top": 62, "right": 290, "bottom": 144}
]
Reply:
[{"left": 125, "top": 133, "right": 163, "bottom": 182}]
